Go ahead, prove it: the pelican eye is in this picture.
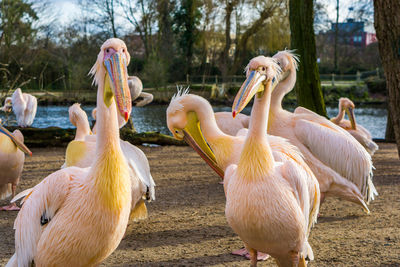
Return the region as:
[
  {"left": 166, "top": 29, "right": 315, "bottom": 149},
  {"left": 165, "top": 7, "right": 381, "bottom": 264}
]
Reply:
[
  {"left": 262, "top": 67, "right": 266, "bottom": 71},
  {"left": 106, "top": 48, "right": 110, "bottom": 53},
  {"left": 175, "top": 130, "right": 179, "bottom": 134}
]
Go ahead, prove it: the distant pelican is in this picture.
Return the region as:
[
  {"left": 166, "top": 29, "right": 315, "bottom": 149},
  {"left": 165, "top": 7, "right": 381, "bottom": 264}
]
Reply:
[
  {"left": 331, "top": 97, "right": 378, "bottom": 155},
  {"left": 129, "top": 76, "right": 153, "bottom": 107},
  {"left": 11, "top": 88, "right": 37, "bottom": 127},
  {"left": 0, "top": 122, "right": 31, "bottom": 211},
  {"left": 0, "top": 97, "right": 12, "bottom": 112}
]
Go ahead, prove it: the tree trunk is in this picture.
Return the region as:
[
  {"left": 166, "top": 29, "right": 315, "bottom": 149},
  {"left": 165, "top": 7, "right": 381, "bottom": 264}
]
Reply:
[
  {"left": 289, "top": 0, "right": 327, "bottom": 116},
  {"left": 374, "top": 0, "right": 400, "bottom": 157},
  {"left": 385, "top": 110, "right": 395, "bottom": 141}
]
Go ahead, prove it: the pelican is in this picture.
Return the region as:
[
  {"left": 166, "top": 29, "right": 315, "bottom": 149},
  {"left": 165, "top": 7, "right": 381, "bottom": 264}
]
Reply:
[
  {"left": 6, "top": 38, "right": 139, "bottom": 266},
  {"left": 167, "top": 89, "right": 319, "bottom": 262},
  {"left": 225, "top": 56, "right": 320, "bottom": 266},
  {"left": 269, "top": 50, "right": 376, "bottom": 211},
  {"left": 129, "top": 76, "right": 154, "bottom": 107},
  {"left": 331, "top": 97, "right": 378, "bottom": 155},
  {"left": 0, "top": 121, "right": 31, "bottom": 211},
  {"left": 69, "top": 103, "right": 92, "bottom": 141},
  {"left": 1, "top": 97, "right": 12, "bottom": 112},
  {"left": 11, "top": 88, "right": 37, "bottom": 127},
  {"left": 214, "top": 111, "right": 249, "bottom": 136},
  {"left": 63, "top": 100, "right": 155, "bottom": 217}
]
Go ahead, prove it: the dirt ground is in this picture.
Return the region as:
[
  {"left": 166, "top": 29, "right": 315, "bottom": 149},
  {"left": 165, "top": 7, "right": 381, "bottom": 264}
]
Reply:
[{"left": 0, "top": 142, "right": 399, "bottom": 266}]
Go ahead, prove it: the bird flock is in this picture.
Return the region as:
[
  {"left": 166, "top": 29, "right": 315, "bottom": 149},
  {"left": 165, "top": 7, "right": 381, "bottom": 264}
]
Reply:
[{"left": 0, "top": 38, "right": 379, "bottom": 266}]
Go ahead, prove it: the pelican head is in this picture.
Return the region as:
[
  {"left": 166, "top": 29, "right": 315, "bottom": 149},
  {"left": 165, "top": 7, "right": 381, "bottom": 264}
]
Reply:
[
  {"left": 232, "top": 56, "right": 281, "bottom": 116},
  {"left": 166, "top": 89, "right": 224, "bottom": 178},
  {"left": 272, "top": 50, "right": 299, "bottom": 80},
  {"left": 339, "top": 97, "right": 357, "bottom": 129},
  {"left": 90, "top": 38, "right": 132, "bottom": 122}
]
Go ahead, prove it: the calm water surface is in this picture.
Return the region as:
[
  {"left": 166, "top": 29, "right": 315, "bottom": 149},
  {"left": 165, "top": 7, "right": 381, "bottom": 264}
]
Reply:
[{"left": 0, "top": 105, "right": 387, "bottom": 139}]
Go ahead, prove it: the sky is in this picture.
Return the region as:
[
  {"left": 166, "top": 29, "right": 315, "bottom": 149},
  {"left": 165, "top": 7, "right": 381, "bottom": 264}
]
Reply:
[{"left": 44, "top": 0, "right": 375, "bottom": 32}]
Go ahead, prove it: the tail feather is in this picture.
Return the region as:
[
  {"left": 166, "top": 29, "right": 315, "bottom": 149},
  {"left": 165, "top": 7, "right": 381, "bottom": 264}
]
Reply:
[
  {"left": 5, "top": 253, "right": 17, "bottom": 267},
  {"left": 130, "top": 199, "right": 148, "bottom": 222},
  {"left": 0, "top": 183, "right": 12, "bottom": 200},
  {"left": 366, "top": 140, "right": 379, "bottom": 156}
]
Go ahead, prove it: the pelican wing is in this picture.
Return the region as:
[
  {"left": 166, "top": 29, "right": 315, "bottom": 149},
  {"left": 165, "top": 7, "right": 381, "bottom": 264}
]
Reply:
[
  {"left": 64, "top": 140, "right": 95, "bottom": 168},
  {"left": 120, "top": 140, "right": 155, "bottom": 201},
  {"left": 23, "top": 94, "right": 37, "bottom": 126},
  {"left": 280, "top": 158, "right": 320, "bottom": 261},
  {"left": 294, "top": 106, "right": 319, "bottom": 116},
  {"left": 294, "top": 117, "right": 376, "bottom": 202},
  {"left": 11, "top": 168, "right": 81, "bottom": 267},
  {"left": 11, "top": 90, "right": 26, "bottom": 126}
]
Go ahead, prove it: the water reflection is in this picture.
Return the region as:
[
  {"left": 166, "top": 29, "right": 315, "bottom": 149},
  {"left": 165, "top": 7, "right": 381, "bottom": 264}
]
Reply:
[{"left": 0, "top": 104, "right": 387, "bottom": 139}]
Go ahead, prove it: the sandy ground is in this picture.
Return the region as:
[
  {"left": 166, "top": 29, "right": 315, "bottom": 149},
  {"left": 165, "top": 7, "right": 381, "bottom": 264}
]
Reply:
[{"left": 0, "top": 142, "right": 399, "bottom": 266}]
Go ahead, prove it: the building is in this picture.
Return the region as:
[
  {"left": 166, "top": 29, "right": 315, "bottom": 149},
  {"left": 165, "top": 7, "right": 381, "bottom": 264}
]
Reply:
[{"left": 331, "top": 19, "right": 377, "bottom": 47}]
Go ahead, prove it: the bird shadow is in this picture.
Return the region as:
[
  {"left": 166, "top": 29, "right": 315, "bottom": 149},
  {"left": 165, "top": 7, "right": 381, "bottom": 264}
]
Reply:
[{"left": 317, "top": 214, "right": 361, "bottom": 223}]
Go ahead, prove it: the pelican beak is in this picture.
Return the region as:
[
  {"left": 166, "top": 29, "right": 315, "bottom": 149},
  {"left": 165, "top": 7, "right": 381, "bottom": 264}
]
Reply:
[
  {"left": 182, "top": 112, "right": 224, "bottom": 179},
  {"left": 345, "top": 107, "right": 357, "bottom": 130},
  {"left": 232, "top": 70, "right": 279, "bottom": 117},
  {"left": 0, "top": 125, "right": 32, "bottom": 156},
  {"left": 104, "top": 52, "right": 132, "bottom": 122},
  {"left": 232, "top": 70, "right": 266, "bottom": 117}
]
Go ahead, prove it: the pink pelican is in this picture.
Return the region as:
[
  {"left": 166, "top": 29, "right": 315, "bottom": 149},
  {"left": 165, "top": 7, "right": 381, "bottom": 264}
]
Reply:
[
  {"left": 6, "top": 38, "right": 138, "bottom": 266},
  {"left": 11, "top": 88, "right": 37, "bottom": 127},
  {"left": 225, "top": 55, "right": 320, "bottom": 266},
  {"left": 0, "top": 122, "right": 31, "bottom": 211},
  {"left": 331, "top": 97, "right": 378, "bottom": 155},
  {"left": 269, "top": 50, "right": 377, "bottom": 211},
  {"left": 167, "top": 89, "right": 320, "bottom": 263}
]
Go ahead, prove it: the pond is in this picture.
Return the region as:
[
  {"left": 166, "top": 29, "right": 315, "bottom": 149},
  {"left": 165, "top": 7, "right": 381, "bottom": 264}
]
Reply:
[{"left": 0, "top": 104, "right": 387, "bottom": 139}]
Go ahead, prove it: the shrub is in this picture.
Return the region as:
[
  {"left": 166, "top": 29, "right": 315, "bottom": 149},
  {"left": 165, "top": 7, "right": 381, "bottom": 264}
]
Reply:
[{"left": 364, "top": 77, "right": 386, "bottom": 95}]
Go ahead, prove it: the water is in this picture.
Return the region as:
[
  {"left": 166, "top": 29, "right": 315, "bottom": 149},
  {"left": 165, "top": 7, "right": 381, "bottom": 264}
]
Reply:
[{"left": 0, "top": 104, "right": 387, "bottom": 139}]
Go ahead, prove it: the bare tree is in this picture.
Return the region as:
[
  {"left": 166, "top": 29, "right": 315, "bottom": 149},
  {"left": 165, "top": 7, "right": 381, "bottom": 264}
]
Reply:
[
  {"left": 122, "top": 0, "right": 157, "bottom": 58},
  {"left": 81, "top": 0, "right": 119, "bottom": 38}
]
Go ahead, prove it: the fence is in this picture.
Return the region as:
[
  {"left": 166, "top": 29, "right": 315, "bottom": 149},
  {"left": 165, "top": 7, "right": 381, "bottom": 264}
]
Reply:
[{"left": 182, "top": 68, "right": 382, "bottom": 87}]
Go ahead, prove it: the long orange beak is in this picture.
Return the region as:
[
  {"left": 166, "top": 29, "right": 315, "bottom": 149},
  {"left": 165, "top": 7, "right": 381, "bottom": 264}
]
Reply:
[
  {"left": 104, "top": 52, "right": 131, "bottom": 122},
  {"left": 232, "top": 70, "right": 266, "bottom": 117}
]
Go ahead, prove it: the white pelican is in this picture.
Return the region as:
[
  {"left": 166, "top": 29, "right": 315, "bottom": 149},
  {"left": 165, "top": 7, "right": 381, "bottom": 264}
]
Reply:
[
  {"left": 269, "top": 50, "right": 377, "bottom": 211},
  {"left": 167, "top": 89, "right": 319, "bottom": 262},
  {"left": 6, "top": 38, "right": 140, "bottom": 266},
  {"left": 331, "top": 97, "right": 379, "bottom": 155},
  {"left": 225, "top": 55, "right": 319, "bottom": 266},
  {"left": 1, "top": 97, "right": 12, "bottom": 112},
  {"left": 129, "top": 76, "right": 154, "bottom": 107},
  {"left": 11, "top": 88, "right": 37, "bottom": 127},
  {"left": 0, "top": 122, "right": 31, "bottom": 211}
]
